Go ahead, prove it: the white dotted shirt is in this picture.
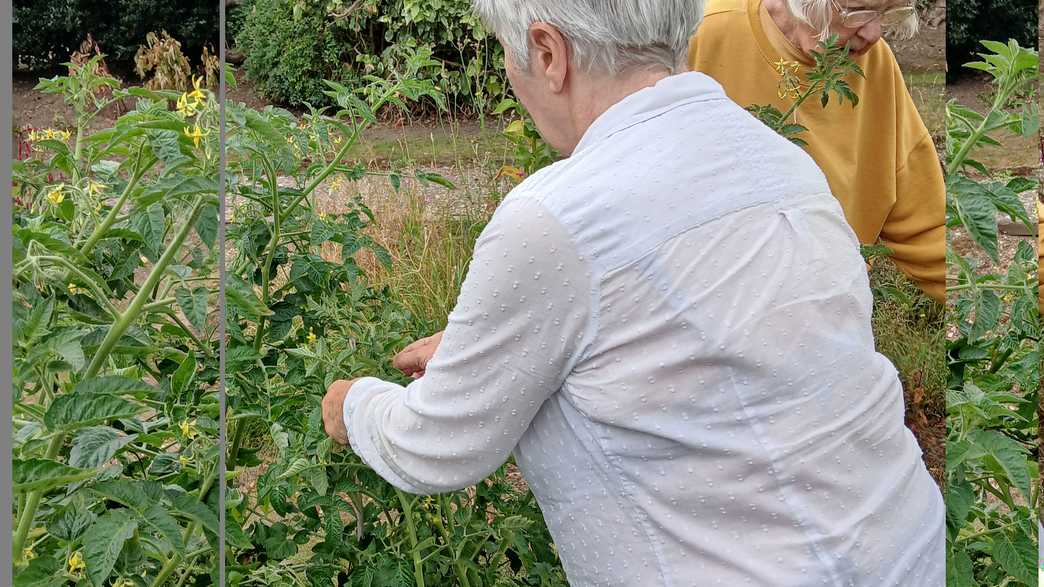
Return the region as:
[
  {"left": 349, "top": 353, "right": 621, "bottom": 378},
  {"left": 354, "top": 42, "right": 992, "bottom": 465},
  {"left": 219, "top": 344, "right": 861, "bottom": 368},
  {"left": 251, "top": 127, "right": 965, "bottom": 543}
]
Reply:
[{"left": 345, "top": 72, "right": 945, "bottom": 586}]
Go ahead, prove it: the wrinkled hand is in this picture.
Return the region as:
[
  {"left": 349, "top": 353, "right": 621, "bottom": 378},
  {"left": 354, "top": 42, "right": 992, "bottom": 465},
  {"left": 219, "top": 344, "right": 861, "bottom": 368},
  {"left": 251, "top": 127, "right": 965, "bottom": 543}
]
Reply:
[
  {"left": 322, "top": 379, "right": 358, "bottom": 445},
  {"left": 392, "top": 330, "right": 444, "bottom": 379}
]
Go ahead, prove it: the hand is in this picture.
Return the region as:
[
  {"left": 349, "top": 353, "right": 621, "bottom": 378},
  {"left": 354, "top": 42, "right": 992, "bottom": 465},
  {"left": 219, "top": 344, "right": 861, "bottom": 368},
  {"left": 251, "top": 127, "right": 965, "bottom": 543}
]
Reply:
[
  {"left": 322, "top": 378, "right": 358, "bottom": 445},
  {"left": 392, "top": 330, "right": 444, "bottom": 379}
]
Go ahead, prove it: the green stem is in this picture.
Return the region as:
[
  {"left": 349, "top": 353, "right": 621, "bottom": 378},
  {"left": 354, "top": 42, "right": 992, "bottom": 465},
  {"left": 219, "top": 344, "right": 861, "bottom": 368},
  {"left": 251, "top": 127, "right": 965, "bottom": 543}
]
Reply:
[
  {"left": 12, "top": 433, "right": 64, "bottom": 564},
  {"left": 435, "top": 495, "right": 471, "bottom": 587},
  {"left": 150, "top": 466, "right": 217, "bottom": 587},
  {"left": 79, "top": 150, "right": 155, "bottom": 257},
  {"left": 83, "top": 196, "right": 207, "bottom": 378},
  {"left": 13, "top": 198, "right": 207, "bottom": 569},
  {"left": 395, "top": 489, "right": 426, "bottom": 587},
  {"left": 946, "top": 283, "right": 1027, "bottom": 292}
]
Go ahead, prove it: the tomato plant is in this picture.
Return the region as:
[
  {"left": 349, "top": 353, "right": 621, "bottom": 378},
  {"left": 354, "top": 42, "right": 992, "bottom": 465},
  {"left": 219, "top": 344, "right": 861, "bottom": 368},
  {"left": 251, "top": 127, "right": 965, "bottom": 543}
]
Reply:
[
  {"left": 944, "top": 39, "right": 1040, "bottom": 586},
  {"left": 223, "top": 50, "right": 568, "bottom": 586},
  {"left": 12, "top": 57, "right": 221, "bottom": 586}
]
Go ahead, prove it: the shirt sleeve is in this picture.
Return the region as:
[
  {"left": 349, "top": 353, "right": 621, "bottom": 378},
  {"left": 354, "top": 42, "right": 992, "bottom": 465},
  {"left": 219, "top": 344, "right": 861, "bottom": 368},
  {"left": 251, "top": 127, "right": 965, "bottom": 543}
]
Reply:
[
  {"left": 880, "top": 132, "right": 946, "bottom": 303},
  {"left": 342, "top": 196, "right": 595, "bottom": 494}
]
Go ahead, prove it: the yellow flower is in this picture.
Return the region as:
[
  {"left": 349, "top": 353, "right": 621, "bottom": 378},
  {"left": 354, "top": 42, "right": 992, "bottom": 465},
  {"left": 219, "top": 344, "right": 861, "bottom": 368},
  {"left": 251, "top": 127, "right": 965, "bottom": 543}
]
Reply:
[
  {"left": 46, "top": 184, "right": 65, "bottom": 205},
  {"left": 68, "top": 551, "right": 85, "bottom": 574},
  {"left": 176, "top": 92, "right": 200, "bottom": 117},
  {"left": 178, "top": 454, "right": 190, "bottom": 467},
  {"left": 61, "top": 130, "right": 72, "bottom": 141},
  {"left": 68, "top": 283, "right": 81, "bottom": 296},
  {"left": 188, "top": 75, "right": 207, "bottom": 102},
  {"left": 87, "top": 180, "right": 106, "bottom": 197},
  {"left": 23, "top": 546, "right": 36, "bottom": 561},
  {"left": 184, "top": 124, "right": 206, "bottom": 148},
  {"left": 306, "top": 328, "right": 317, "bottom": 345},
  {"left": 115, "top": 580, "right": 136, "bottom": 587},
  {"left": 318, "top": 212, "right": 328, "bottom": 221},
  {"left": 332, "top": 134, "right": 342, "bottom": 145},
  {"left": 179, "top": 419, "right": 199, "bottom": 439}
]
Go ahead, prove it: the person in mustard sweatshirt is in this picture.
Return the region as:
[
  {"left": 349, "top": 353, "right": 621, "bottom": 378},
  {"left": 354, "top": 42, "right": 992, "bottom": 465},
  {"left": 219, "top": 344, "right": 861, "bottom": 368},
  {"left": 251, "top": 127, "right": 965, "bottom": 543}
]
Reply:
[{"left": 688, "top": 0, "right": 945, "bottom": 303}]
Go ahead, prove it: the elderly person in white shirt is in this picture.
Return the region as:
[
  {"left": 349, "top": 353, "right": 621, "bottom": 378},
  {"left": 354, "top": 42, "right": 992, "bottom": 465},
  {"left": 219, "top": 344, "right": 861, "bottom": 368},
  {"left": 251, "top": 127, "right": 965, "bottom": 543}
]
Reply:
[{"left": 321, "top": 0, "right": 944, "bottom": 584}]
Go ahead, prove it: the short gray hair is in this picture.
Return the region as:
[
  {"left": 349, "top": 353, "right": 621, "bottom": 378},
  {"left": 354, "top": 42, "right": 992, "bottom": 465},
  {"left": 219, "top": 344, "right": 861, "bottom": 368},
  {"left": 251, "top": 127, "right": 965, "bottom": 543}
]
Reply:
[
  {"left": 471, "top": 0, "right": 704, "bottom": 75},
  {"left": 785, "top": 0, "right": 919, "bottom": 41}
]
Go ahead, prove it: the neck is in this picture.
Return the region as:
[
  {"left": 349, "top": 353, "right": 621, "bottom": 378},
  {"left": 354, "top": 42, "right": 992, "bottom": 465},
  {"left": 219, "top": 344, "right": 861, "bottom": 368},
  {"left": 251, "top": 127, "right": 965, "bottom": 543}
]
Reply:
[
  {"left": 762, "top": 0, "right": 808, "bottom": 54},
  {"left": 563, "top": 67, "right": 672, "bottom": 154}
]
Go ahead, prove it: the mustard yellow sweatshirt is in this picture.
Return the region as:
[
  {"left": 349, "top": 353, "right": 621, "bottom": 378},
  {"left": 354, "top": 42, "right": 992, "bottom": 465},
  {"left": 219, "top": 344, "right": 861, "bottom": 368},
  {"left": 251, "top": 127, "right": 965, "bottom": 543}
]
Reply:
[{"left": 688, "top": 0, "right": 945, "bottom": 302}]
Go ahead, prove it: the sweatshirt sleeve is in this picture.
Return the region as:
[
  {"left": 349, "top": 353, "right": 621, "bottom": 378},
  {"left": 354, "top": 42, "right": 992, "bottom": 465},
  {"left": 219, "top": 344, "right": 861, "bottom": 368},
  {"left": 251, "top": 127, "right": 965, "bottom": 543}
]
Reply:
[
  {"left": 880, "top": 132, "right": 946, "bottom": 303},
  {"left": 342, "top": 196, "right": 595, "bottom": 494}
]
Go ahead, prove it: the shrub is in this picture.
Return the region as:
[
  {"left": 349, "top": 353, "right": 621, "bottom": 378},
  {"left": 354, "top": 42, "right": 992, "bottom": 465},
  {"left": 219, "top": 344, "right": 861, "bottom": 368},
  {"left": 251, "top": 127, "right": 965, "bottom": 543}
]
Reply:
[
  {"left": 237, "top": 0, "right": 507, "bottom": 114},
  {"left": 13, "top": 0, "right": 218, "bottom": 75}
]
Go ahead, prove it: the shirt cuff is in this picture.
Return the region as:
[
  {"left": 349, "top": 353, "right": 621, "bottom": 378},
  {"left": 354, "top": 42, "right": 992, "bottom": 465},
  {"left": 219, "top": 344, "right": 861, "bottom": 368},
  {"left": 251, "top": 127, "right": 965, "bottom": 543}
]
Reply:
[{"left": 342, "top": 376, "right": 433, "bottom": 495}]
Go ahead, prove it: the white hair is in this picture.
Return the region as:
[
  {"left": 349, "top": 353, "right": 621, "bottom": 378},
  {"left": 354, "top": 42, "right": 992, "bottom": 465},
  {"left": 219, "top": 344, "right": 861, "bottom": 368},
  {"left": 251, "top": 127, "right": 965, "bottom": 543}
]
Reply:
[
  {"left": 785, "top": 0, "right": 919, "bottom": 41},
  {"left": 471, "top": 0, "right": 704, "bottom": 75}
]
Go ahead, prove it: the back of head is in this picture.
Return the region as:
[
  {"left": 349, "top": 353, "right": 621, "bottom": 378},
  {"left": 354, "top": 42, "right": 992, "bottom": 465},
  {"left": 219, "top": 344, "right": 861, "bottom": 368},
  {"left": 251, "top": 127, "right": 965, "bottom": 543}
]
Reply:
[{"left": 471, "top": 0, "right": 706, "bottom": 74}]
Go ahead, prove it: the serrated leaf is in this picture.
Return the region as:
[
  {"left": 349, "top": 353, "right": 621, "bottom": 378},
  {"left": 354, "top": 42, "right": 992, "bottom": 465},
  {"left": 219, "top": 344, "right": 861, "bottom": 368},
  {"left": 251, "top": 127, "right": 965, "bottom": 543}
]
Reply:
[
  {"left": 195, "top": 203, "right": 218, "bottom": 249},
  {"left": 13, "top": 458, "right": 95, "bottom": 492},
  {"left": 990, "top": 531, "right": 1036, "bottom": 584},
  {"left": 82, "top": 509, "right": 138, "bottom": 585},
  {"left": 44, "top": 393, "right": 139, "bottom": 431},
  {"left": 141, "top": 502, "right": 186, "bottom": 553},
  {"left": 225, "top": 277, "right": 273, "bottom": 317},
  {"left": 69, "top": 426, "right": 136, "bottom": 469},
  {"left": 969, "top": 429, "right": 1031, "bottom": 498},
  {"left": 48, "top": 505, "right": 97, "bottom": 541}
]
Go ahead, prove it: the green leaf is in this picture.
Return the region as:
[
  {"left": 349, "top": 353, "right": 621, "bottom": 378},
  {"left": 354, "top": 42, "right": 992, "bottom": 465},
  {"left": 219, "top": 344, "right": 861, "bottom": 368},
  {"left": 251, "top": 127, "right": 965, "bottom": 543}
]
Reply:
[
  {"left": 969, "top": 429, "right": 1031, "bottom": 498},
  {"left": 176, "top": 286, "right": 209, "bottom": 332},
  {"left": 49, "top": 505, "right": 97, "bottom": 541},
  {"left": 44, "top": 393, "right": 139, "bottom": 432},
  {"left": 12, "top": 458, "right": 94, "bottom": 492},
  {"left": 225, "top": 277, "right": 273, "bottom": 317},
  {"left": 968, "top": 289, "right": 1001, "bottom": 340},
  {"left": 945, "top": 478, "right": 974, "bottom": 533},
  {"left": 82, "top": 509, "right": 138, "bottom": 586},
  {"left": 69, "top": 426, "right": 137, "bottom": 469},
  {"left": 170, "top": 492, "right": 225, "bottom": 540},
  {"left": 171, "top": 351, "right": 198, "bottom": 397},
  {"left": 415, "top": 171, "right": 456, "bottom": 189},
  {"left": 18, "top": 297, "right": 54, "bottom": 345},
  {"left": 990, "top": 531, "right": 1036, "bottom": 584},
  {"left": 945, "top": 547, "right": 976, "bottom": 587},
  {"left": 141, "top": 502, "right": 186, "bottom": 553},
  {"left": 951, "top": 182, "right": 998, "bottom": 261},
  {"left": 195, "top": 202, "right": 219, "bottom": 249},
  {"left": 73, "top": 376, "right": 156, "bottom": 398}
]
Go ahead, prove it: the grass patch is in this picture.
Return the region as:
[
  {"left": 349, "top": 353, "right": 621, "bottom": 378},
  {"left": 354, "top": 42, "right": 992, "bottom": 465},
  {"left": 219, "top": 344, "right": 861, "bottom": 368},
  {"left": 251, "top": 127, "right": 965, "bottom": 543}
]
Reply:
[
  {"left": 869, "top": 256, "right": 947, "bottom": 417},
  {"left": 904, "top": 71, "right": 945, "bottom": 140}
]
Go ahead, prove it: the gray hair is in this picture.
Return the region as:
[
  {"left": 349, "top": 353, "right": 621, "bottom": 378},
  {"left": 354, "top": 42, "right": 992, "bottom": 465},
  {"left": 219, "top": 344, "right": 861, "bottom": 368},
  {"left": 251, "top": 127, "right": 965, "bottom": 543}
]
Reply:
[
  {"left": 471, "top": 0, "right": 704, "bottom": 75},
  {"left": 786, "top": 0, "right": 919, "bottom": 41}
]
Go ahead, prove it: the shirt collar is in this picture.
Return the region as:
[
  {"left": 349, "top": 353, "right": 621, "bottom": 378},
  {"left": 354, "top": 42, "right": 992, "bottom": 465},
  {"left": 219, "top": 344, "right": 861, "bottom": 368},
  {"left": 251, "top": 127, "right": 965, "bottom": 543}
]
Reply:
[{"left": 572, "top": 71, "right": 726, "bottom": 155}]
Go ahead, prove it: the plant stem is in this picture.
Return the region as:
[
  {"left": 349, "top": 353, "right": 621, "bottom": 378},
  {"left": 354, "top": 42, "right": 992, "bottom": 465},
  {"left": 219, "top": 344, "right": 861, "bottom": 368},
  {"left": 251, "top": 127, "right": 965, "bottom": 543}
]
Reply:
[
  {"left": 395, "top": 489, "right": 426, "bottom": 587},
  {"left": 150, "top": 466, "right": 217, "bottom": 587},
  {"left": 79, "top": 151, "right": 155, "bottom": 257},
  {"left": 12, "top": 433, "right": 64, "bottom": 564},
  {"left": 84, "top": 195, "right": 207, "bottom": 378},
  {"left": 14, "top": 197, "right": 208, "bottom": 569},
  {"left": 435, "top": 495, "right": 471, "bottom": 587}
]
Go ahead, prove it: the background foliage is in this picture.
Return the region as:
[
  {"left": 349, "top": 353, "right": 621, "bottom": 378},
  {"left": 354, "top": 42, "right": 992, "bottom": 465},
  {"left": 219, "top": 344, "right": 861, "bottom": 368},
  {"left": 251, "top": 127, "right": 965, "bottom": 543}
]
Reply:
[
  {"left": 235, "top": 0, "right": 507, "bottom": 113},
  {"left": 946, "top": 0, "right": 1038, "bottom": 78},
  {"left": 13, "top": 0, "right": 218, "bottom": 75}
]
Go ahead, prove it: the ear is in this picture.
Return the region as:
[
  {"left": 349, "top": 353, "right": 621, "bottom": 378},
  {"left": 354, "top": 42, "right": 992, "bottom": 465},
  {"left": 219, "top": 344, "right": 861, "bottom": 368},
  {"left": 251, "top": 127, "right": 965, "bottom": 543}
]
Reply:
[{"left": 527, "top": 22, "right": 570, "bottom": 93}]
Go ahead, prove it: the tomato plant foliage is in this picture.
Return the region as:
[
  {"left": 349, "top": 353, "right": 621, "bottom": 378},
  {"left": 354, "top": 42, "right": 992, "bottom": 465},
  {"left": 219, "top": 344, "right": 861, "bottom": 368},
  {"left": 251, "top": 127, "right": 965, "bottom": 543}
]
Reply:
[
  {"left": 224, "top": 50, "right": 568, "bottom": 586},
  {"left": 12, "top": 58, "right": 221, "bottom": 586},
  {"left": 944, "top": 40, "right": 1040, "bottom": 587}
]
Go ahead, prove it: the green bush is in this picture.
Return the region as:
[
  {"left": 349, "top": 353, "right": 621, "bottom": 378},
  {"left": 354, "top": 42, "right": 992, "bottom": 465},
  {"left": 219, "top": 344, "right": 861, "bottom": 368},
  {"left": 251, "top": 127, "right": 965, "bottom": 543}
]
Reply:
[
  {"left": 946, "top": 0, "right": 1038, "bottom": 78},
  {"left": 237, "top": 0, "right": 507, "bottom": 114},
  {"left": 13, "top": 0, "right": 218, "bottom": 75}
]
